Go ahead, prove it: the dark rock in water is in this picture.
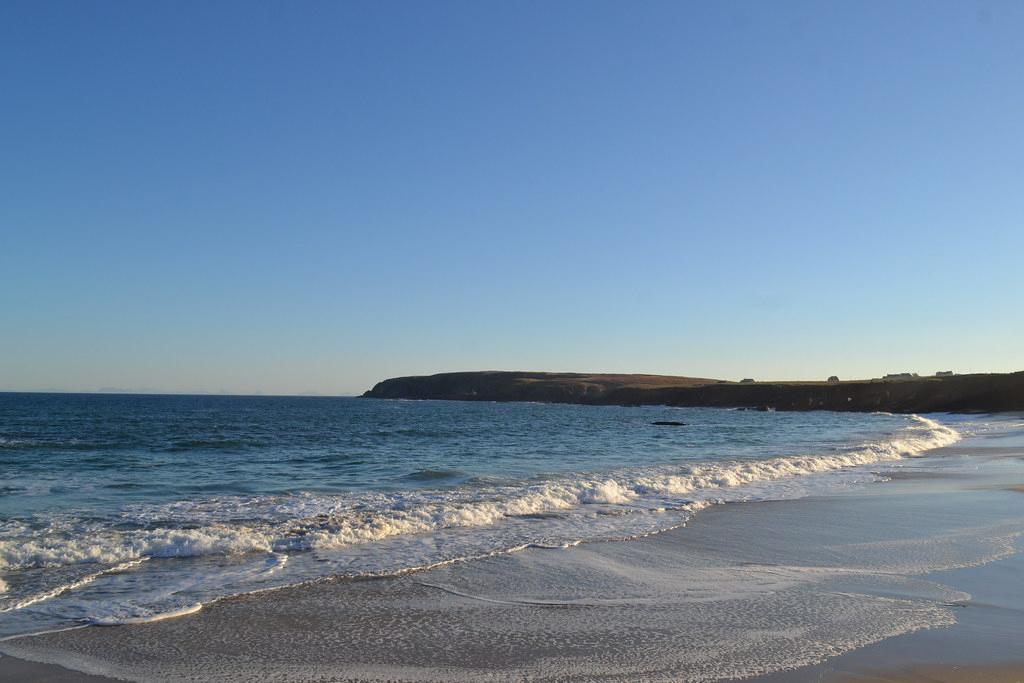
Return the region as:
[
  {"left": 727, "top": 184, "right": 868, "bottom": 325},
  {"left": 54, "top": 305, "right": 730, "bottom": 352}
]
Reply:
[{"left": 652, "top": 421, "right": 686, "bottom": 426}]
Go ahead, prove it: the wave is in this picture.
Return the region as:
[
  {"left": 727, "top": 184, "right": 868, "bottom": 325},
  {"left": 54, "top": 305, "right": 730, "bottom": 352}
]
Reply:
[
  {"left": 0, "top": 559, "right": 147, "bottom": 613},
  {"left": 0, "top": 438, "right": 121, "bottom": 451},
  {"left": 0, "top": 415, "right": 963, "bottom": 633},
  {"left": 159, "top": 438, "right": 264, "bottom": 453},
  {"left": 632, "top": 415, "right": 958, "bottom": 496},
  {"left": 88, "top": 602, "right": 204, "bottom": 626},
  {"left": 0, "top": 526, "right": 275, "bottom": 571},
  {"left": 0, "top": 416, "right": 959, "bottom": 575},
  {"left": 400, "top": 468, "right": 467, "bottom": 482}
]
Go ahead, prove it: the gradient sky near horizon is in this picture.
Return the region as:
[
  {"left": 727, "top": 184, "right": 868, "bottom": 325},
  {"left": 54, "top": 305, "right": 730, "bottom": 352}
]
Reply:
[{"left": 2, "top": 1, "right": 1022, "bottom": 395}]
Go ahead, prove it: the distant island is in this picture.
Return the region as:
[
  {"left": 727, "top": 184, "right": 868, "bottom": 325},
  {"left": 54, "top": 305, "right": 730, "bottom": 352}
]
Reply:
[{"left": 363, "top": 371, "right": 1024, "bottom": 413}]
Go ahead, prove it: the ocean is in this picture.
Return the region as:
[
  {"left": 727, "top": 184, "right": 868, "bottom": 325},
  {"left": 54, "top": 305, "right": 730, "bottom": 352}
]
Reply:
[{"left": 0, "top": 393, "right": 971, "bottom": 639}]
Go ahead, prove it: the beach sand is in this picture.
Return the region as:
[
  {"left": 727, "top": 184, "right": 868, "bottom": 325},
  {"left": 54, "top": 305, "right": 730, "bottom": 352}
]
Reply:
[
  {"left": 830, "top": 665, "right": 1024, "bottom": 682},
  {"left": 2, "top": 432, "right": 1023, "bottom": 682},
  {"left": 0, "top": 657, "right": 115, "bottom": 682}
]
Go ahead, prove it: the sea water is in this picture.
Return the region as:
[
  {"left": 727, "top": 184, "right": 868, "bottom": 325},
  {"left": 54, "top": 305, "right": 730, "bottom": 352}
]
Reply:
[{"left": 0, "top": 393, "right": 974, "bottom": 638}]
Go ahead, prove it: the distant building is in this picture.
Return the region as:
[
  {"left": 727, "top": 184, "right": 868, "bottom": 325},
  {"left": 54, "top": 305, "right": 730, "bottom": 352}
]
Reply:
[
  {"left": 739, "top": 378, "right": 755, "bottom": 384},
  {"left": 827, "top": 376, "right": 840, "bottom": 383},
  {"left": 935, "top": 370, "right": 954, "bottom": 377},
  {"left": 884, "top": 373, "right": 919, "bottom": 380}
]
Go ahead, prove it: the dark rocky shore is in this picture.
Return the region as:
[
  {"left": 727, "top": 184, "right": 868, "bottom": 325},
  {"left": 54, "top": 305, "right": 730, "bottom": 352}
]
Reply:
[{"left": 363, "top": 371, "right": 1024, "bottom": 413}]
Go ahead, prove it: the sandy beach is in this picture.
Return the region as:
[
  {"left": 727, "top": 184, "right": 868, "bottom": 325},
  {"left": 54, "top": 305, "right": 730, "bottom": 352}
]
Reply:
[
  {"left": 2, "top": 423, "right": 1022, "bottom": 682},
  {"left": 5, "top": 0, "right": 1022, "bottom": 678}
]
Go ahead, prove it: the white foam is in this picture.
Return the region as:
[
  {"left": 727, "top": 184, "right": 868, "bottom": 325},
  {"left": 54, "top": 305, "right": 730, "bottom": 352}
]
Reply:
[
  {"left": 634, "top": 415, "right": 958, "bottom": 498},
  {"left": 0, "top": 560, "right": 147, "bottom": 613},
  {"left": 0, "top": 414, "right": 962, "bottom": 632},
  {"left": 0, "top": 416, "right": 960, "bottom": 574},
  {"left": 0, "top": 526, "right": 275, "bottom": 570},
  {"left": 88, "top": 603, "right": 203, "bottom": 626}
]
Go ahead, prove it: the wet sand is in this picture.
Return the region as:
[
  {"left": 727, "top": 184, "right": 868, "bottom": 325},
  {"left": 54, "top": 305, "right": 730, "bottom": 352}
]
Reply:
[
  {"left": 5, "top": 653, "right": 1022, "bottom": 683},
  {"left": 834, "top": 664, "right": 1024, "bottom": 682},
  {"left": 3, "top": 433, "right": 1023, "bottom": 682},
  {"left": 827, "top": 664, "right": 1024, "bottom": 682},
  {"left": 0, "top": 657, "right": 115, "bottom": 682}
]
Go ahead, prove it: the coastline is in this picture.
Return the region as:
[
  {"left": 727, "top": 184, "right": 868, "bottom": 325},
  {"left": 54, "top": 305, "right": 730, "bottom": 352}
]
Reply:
[
  {"left": 3, "top": 422, "right": 1023, "bottom": 681},
  {"left": 362, "top": 371, "right": 1024, "bottom": 413}
]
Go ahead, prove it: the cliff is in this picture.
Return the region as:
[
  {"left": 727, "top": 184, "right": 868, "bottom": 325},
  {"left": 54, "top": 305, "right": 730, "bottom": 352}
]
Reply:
[{"left": 362, "top": 371, "right": 1024, "bottom": 413}]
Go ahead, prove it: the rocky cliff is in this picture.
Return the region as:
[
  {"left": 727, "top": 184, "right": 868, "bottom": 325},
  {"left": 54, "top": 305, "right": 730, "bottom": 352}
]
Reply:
[{"left": 363, "top": 371, "right": 1024, "bottom": 413}]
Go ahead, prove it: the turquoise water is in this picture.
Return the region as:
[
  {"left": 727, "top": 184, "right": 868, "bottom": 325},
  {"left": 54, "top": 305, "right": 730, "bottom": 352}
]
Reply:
[{"left": 0, "top": 393, "right": 963, "bottom": 637}]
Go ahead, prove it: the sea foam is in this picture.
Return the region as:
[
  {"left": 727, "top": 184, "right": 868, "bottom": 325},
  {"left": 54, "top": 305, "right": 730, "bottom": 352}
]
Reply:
[
  {"left": 0, "top": 414, "right": 961, "bottom": 633},
  {"left": 1, "top": 416, "right": 957, "bottom": 572}
]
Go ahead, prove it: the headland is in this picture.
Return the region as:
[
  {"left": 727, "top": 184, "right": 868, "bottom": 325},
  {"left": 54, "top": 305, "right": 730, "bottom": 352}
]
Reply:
[{"left": 363, "top": 370, "right": 1024, "bottom": 413}]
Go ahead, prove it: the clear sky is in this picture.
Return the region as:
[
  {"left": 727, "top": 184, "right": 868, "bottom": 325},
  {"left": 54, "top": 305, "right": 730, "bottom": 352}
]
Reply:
[{"left": 1, "top": 1, "right": 1022, "bottom": 395}]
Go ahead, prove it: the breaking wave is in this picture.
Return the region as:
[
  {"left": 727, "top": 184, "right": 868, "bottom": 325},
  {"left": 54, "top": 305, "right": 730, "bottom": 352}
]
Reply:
[
  {"left": 0, "top": 414, "right": 960, "bottom": 631},
  {"left": 0, "top": 416, "right": 958, "bottom": 573}
]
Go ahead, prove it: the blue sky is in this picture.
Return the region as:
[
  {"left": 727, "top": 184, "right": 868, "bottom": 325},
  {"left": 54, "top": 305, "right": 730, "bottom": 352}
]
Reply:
[{"left": 2, "top": 1, "right": 1022, "bottom": 395}]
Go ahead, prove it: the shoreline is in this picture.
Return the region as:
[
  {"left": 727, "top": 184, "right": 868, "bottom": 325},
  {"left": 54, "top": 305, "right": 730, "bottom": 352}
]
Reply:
[
  {"left": 3, "top": 429, "right": 1023, "bottom": 681},
  {"left": 5, "top": 659, "right": 1024, "bottom": 683}
]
